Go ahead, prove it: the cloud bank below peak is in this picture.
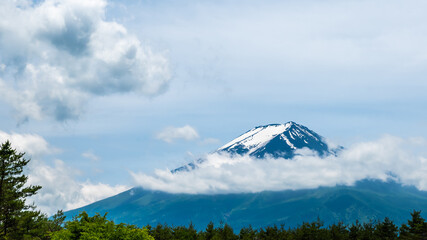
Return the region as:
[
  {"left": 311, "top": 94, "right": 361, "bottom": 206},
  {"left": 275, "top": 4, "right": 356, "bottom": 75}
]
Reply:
[
  {"left": 131, "top": 135, "right": 427, "bottom": 194},
  {"left": 0, "top": 0, "right": 170, "bottom": 122}
]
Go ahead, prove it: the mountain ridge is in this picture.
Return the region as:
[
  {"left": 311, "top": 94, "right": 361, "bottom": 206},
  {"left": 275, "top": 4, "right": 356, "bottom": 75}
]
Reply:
[{"left": 64, "top": 180, "right": 427, "bottom": 231}]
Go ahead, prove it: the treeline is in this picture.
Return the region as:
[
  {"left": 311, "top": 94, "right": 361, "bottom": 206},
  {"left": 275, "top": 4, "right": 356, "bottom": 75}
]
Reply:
[
  {"left": 4, "top": 209, "right": 427, "bottom": 239},
  {"left": 2, "top": 140, "right": 427, "bottom": 239},
  {"left": 147, "top": 211, "right": 427, "bottom": 239}
]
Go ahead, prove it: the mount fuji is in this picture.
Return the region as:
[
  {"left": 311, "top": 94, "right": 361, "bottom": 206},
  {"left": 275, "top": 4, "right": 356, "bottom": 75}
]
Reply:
[
  {"left": 172, "top": 121, "right": 342, "bottom": 173},
  {"left": 218, "top": 121, "right": 334, "bottom": 158},
  {"left": 64, "top": 122, "right": 427, "bottom": 231}
]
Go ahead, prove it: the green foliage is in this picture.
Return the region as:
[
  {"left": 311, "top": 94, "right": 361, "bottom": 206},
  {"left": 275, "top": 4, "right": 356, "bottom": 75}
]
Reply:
[
  {"left": 217, "top": 223, "right": 237, "bottom": 240},
  {"left": 49, "top": 210, "right": 67, "bottom": 233},
  {"left": 148, "top": 223, "right": 174, "bottom": 240},
  {"left": 292, "top": 219, "right": 328, "bottom": 240},
  {"left": 400, "top": 210, "right": 427, "bottom": 240},
  {"left": 51, "top": 211, "right": 154, "bottom": 240},
  {"left": 143, "top": 211, "right": 426, "bottom": 240},
  {"left": 0, "top": 140, "right": 44, "bottom": 239},
  {"left": 238, "top": 225, "right": 257, "bottom": 240},
  {"left": 172, "top": 223, "right": 197, "bottom": 240},
  {"left": 203, "top": 221, "right": 215, "bottom": 240},
  {"left": 375, "top": 217, "right": 398, "bottom": 240}
]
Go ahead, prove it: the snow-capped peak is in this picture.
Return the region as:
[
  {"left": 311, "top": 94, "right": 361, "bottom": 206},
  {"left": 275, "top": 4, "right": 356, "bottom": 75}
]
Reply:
[
  {"left": 217, "top": 121, "right": 332, "bottom": 159},
  {"left": 172, "top": 121, "right": 338, "bottom": 173}
]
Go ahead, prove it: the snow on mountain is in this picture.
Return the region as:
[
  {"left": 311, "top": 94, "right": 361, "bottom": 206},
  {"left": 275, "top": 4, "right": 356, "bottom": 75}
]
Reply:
[
  {"left": 218, "top": 121, "right": 334, "bottom": 159},
  {"left": 171, "top": 121, "right": 340, "bottom": 173},
  {"left": 218, "top": 123, "right": 291, "bottom": 153}
]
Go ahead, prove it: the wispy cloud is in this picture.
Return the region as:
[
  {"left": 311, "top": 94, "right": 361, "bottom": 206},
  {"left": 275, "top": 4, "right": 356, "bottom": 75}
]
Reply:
[
  {"left": 27, "top": 160, "right": 128, "bottom": 214},
  {"left": 156, "top": 125, "right": 200, "bottom": 143},
  {"left": 0, "top": 0, "right": 170, "bottom": 122},
  {"left": 82, "top": 151, "right": 99, "bottom": 161},
  {"left": 132, "top": 135, "right": 427, "bottom": 194},
  {"left": 0, "top": 131, "right": 128, "bottom": 215}
]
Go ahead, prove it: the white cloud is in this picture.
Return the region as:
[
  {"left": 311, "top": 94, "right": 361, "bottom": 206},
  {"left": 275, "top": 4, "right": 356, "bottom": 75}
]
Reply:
[
  {"left": 82, "top": 151, "right": 99, "bottom": 161},
  {"left": 27, "top": 159, "right": 129, "bottom": 214},
  {"left": 0, "top": 130, "right": 56, "bottom": 157},
  {"left": 0, "top": 0, "right": 170, "bottom": 122},
  {"left": 156, "top": 125, "right": 200, "bottom": 143},
  {"left": 132, "top": 135, "right": 427, "bottom": 194},
  {"left": 0, "top": 131, "right": 128, "bottom": 215}
]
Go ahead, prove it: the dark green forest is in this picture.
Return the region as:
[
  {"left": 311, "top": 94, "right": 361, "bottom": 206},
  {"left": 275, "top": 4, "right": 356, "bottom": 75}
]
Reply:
[{"left": 1, "top": 140, "right": 427, "bottom": 240}]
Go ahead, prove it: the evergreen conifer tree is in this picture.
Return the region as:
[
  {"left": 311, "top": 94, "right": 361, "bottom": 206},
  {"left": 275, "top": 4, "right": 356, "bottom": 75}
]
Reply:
[
  {"left": 400, "top": 210, "right": 427, "bottom": 240},
  {"left": 374, "top": 217, "right": 397, "bottom": 240},
  {"left": 0, "top": 140, "right": 42, "bottom": 238}
]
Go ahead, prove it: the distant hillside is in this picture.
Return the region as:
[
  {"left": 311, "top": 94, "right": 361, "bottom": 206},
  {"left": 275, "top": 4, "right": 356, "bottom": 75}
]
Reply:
[{"left": 65, "top": 180, "right": 427, "bottom": 231}]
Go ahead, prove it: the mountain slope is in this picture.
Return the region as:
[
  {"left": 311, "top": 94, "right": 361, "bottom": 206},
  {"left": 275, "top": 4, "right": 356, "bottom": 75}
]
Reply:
[{"left": 64, "top": 180, "right": 427, "bottom": 231}]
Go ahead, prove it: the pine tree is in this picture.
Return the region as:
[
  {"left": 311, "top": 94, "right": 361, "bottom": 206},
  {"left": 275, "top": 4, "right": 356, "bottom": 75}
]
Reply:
[
  {"left": 238, "top": 225, "right": 257, "bottom": 240},
  {"left": 400, "top": 210, "right": 427, "bottom": 240},
  {"left": 0, "top": 140, "right": 42, "bottom": 238},
  {"left": 374, "top": 217, "right": 397, "bottom": 240},
  {"left": 204, "top": 221, "right": 215, "bottom": 240}
]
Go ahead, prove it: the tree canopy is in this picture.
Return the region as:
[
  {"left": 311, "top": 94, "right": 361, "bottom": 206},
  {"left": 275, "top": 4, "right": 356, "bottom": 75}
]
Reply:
[{"left": 51, "top": 212, "right": 153, "bottom": 240}]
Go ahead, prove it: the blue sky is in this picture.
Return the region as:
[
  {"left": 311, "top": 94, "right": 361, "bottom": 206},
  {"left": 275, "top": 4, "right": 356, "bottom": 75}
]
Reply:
[{"left": 1, "top": 0, "right": 427, "bottom": 214}]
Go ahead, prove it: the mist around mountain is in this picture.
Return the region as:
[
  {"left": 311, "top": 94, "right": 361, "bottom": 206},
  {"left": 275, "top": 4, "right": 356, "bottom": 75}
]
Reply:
[
  {"left": 64, "top": 121, "right": 427, "bottom": 231},
  {"left": 65, "top": 180, "right": 427, "bottom": 231}
]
